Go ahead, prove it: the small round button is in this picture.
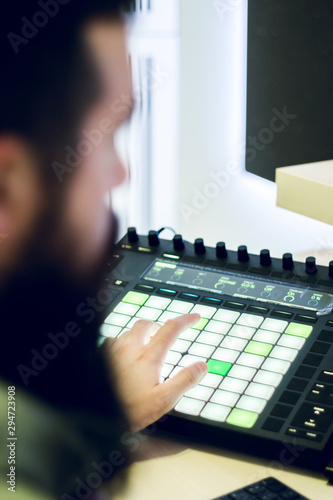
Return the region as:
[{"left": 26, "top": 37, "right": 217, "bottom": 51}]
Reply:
[
  {"left": 194, "top": 238, "right": 206, "bottom": 255},
  {"left": 148, "top": 230, "right": 159, "bottom": 247},
  {"left": 305, "top": 256, "right": 317, "bottom": 274},
  {"left": 284, "top": 295, "right": 294, "bottom": 303},
  {"left": 329, "top": 261, "right": 333, "bottom": 278},
  {"left": 173, "top": 234, "right": 185, "bottom": 252},
  {"left": 282, "top": 253, "right": 294, "bottom": 270},
  {"left": 238, "top": 245, "right": 249, "bottom": 262},
  {"left": 216, "top": 242, "right": 227, "bottom": 259},
  {"left": 127, "top": 226, "right": 138, "bottom": 244},
  {"left": 260, "top": 249, "right": 272, "bottom": 266}
]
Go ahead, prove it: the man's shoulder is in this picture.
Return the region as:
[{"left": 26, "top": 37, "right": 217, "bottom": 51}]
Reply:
[{"left": 0, "top": 380, "right": 57, "bottom": 500}]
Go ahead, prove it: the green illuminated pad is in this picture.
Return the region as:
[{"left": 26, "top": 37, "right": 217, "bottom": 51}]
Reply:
[
  {"left": 192, "top": 317, "right": 209, "bottom": 330},
  {"left": 122, "top": 291, "right": 149, "bottom": 306},
  {"left": 226, "top": 408, "right": 258, "bottom": 428},
  {"left": 285, "top": 322, "right": 313, "bottom": 338},
  {"left": 207, "top": 359, "right": 232, "bottom": 376},
  {"left": 244, "top": 340, "right": 273, "bottom": 357}
]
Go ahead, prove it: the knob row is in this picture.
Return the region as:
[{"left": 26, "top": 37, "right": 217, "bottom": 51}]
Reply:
[{"left": 126, "top": 228, "right": 333, "bottom": 276}]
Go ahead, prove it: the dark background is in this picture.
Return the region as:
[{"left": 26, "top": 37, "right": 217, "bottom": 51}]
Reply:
[{"left": 246, "top": 0, "right": 333, "bottom": 181}]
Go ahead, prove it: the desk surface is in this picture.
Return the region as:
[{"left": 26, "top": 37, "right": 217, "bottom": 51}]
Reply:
[{"left": 105, "top": 434, "right": 332, "bottom": 500}]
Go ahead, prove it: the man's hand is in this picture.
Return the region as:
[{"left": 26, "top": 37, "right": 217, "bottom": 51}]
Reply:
[{"left": 105, "top": 314, "right": 208, "bottom": 430}]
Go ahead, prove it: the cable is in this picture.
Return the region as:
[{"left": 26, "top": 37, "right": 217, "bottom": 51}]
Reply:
[{"left": 157, "top": 227, "right": 176, "bottom": 236}]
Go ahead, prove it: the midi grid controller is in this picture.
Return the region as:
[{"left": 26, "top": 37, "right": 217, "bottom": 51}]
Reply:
[{"left": 99, "top": 228, "right": 333, "bottom": 476}]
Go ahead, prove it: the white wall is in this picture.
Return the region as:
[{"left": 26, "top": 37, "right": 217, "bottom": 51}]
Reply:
[{"left": 178, "top": 0, "right": 333, "bottom": 266}]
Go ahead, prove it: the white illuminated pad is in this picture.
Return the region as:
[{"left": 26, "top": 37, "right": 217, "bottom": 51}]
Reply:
[
  {"left": 189, "top": 342, "right": 216, "bottom": 358},
  {"left": 261, "top": 318, "right": 288, "bottom": 333},
  {"left": 228, "top": 325, "right": 256, "bottom": 340},
  {"left": 159, "top": 311, "right": 183, "bottom": 323},
  {"left": 270, "top": 346, "right": 298, "bottom": 362},
  {"left": 171, "top": 339, "right": 191, "bottom": 353},
  {"left": 167, "top": 299, "right": 194, "bottom": 314},
  {"left": 253, "top": 370, "right": 283, "bottom": 388},
  {"left": 199, "top": 373, "right": 223, "bottom": 388},
  {"left": 219, "top": 377, "right": 248, "bottom": 394},
  {"left": 277, "top": 335, "right": 305, "bottom": 350},
  {"left": 213, "top": 309, "right": 240, "bottom": 323},
  {"left": 136, "top": 306, "right": 162, "bottom": 321},
  {"left": 237, "top": 313, "right": 264, "bottom": 328},
  {"left": 145, "top": 296, "right": 171, "bottom": 309},
  {"left": 228, "top": 365, "right": 256, "bottom": 381},
  {"left": 178, "top": 354, "right": 207, "bottom": 367},
  {"left": 179, "top": 328, "right": 199, "bottom": 341},
  {"left": 262, "top": 358, "right": 291, "bottom": 374},
  {"left": 205, "top": 320, "right": 231, "bottom": 335},
  {"left": 236, "top": 395, "right": 266, "bottom": 414},
  {"left": 98, "top": 337, "right": 106, "bottom": 347},
  {"left": 196, "top": 331, "right": 224, "bottom": 346},
  {"left": 201, "top": 403, "right": 231, "bottom": 422},
  {"left": 191, "top": 304, "right": 217, "bottom": 318},
  {"left": 99, "top": 324, "right": 121, "bottom": 338},
  {"left": 165, "top": 350, "right": 182, "bottom": 365},
  {"left": 220, "top": 336, "right": 248, "bottom": 351},
  {"left": 175, "top": 397, "right": 205, "bottom": 416},
  {"left": 185, "top": 385, "right": 214, "bottom": 401},
  {"left": 245, "top": 382, "right": 275, "bottom": 400},
  {"left": 237, "top": 353, "right": 264, "bottom": 369},
  {"left": 253, "top": 330, "right": 280, "bottom": 344},
  {"left": 104, "top": 312, "right": 131, "bottom": 327},
  {"left": 211, "top": 390, "right": 240, "bottom": 407},
  {"left": 213, "top": 348, "right": 240, "bottom": 364},
  {"left": 161, "top": 363, "right": 174, "bottom": 378},
  {"left": 114, "top": 302, "right": 140, "bottom": 316}
]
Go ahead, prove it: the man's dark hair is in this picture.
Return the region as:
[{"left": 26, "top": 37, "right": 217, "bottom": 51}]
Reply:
[{"left": 0, "top": 0, "right": 131, "bottom": 183}]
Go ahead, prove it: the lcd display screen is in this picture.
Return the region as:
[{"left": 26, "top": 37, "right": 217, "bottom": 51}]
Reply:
[{"left": 142, "top": 260, "right": 333, "bottom": 314}]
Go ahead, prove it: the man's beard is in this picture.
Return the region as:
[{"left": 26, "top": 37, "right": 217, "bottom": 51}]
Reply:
[{"left": 0, "top": 204, "right": 120, "bottom": 413}]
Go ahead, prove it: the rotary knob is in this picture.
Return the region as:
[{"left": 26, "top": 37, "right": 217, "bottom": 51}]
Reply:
[
  {"left": 329, "top": 261, "right": 333, "bottom": 278},
  {"left": 194, "top": 238, "right": 206, "bottom": 255},
  {"left": 173, "top": 234, "right": 185, "bottom": 252},
  {"left": 282, "top": 252, "right": 294, "bottom": 270},
  {"left": 260, "top": 249, "right": 272, "bottom": 266},
  {"left": 305, "top": 256, "right": 317, "bottom": 274},
  {"left": 238, "top": 245, "right": 249, "bottom": 263},
  {"left": 148, "top": 230, "right": 159, "bottom": 247},
  {"left": 216, "top": 242, "right": 227, "bottom": 259},
  {"left": 127, "top": 226, "right": 138, "bottom": 244}
]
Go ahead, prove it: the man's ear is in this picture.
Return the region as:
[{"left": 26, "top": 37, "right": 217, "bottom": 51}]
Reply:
[{"left": 0, "top": 135, "right": 41, "bottom": 251}]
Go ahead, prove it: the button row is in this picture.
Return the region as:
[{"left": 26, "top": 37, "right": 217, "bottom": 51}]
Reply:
[
  {"left": 175, "top": 398, "right": 259, "bottom": 429},
  {"left": 129, "top": 286, "right": 321, "bottom": 326},
  {"left": 126, "top": 228, "right": 333, "bottom": 277},
  {"left": 107, "top": 294, "right": 313, "bottom": 341}
]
